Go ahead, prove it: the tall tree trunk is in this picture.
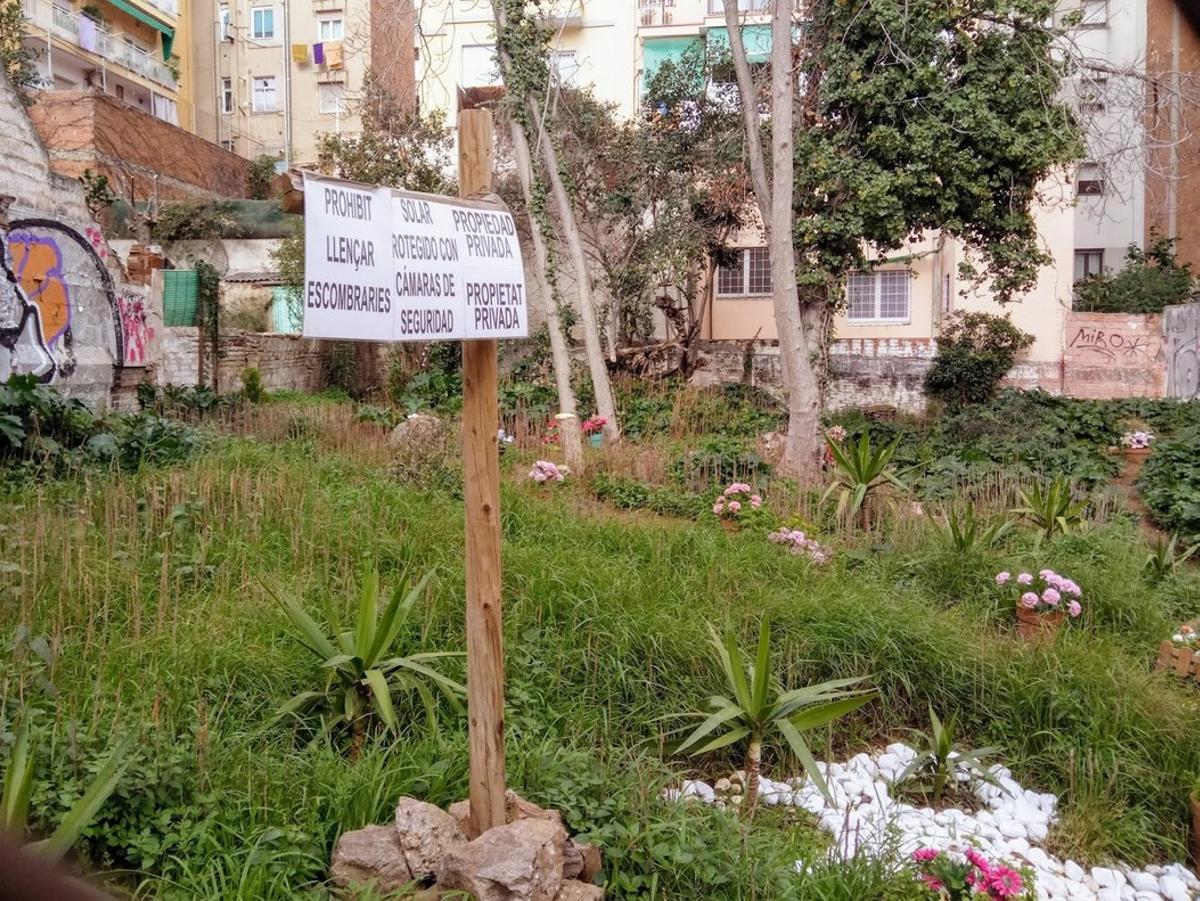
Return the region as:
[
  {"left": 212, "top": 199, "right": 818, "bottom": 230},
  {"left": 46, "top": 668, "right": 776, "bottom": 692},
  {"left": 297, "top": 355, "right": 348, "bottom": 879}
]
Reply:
[
  {"left": 491, "top": 2, "right": 621, "bottom": 444},
  {"left": 526, "top": 94, "right": 621, "bottom": 443},
  {"left": 723, "top": 1, "right": 822, "bottom": 479},
  {"left": 507, "top": 116, "right": 585, "bottom": 471},
  {"left": 744, "top": 735, "right": 763, "bottom": 817}
]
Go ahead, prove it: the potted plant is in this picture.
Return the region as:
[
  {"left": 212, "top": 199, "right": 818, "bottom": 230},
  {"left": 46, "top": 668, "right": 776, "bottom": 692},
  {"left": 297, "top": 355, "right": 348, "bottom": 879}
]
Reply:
[
  {"left": 528, "top": 460, "right": 568, "bottom": 485},
  {"left": 1117, "top": 428, "right": 1154, "bottom": 484},
  {"left": 712, "top": 482, "right": 762, "bottom": 532},
  {"left": 995, "top": 568, "right": 1083, "bottom": 639},
  {"left": 582, "top": 415, "right": 607, "bottom": 448},
  {"left": 1157, "top": 622, "right": 1199, "bottom": 681}
]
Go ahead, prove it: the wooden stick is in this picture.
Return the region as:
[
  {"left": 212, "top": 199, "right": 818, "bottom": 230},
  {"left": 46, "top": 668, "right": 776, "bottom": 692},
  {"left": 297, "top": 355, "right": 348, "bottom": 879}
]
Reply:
[{"left": 459, "top": 108, "right": 507, "bottom": 836}]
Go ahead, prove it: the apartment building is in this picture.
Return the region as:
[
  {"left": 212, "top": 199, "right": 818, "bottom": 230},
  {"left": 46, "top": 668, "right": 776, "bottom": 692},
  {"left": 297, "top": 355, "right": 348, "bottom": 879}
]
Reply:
[
  {"left": 1067, "top": 0, "right": 1200, "bottom": 276},
  {"left": 19, "top": 0, "right": 192, "bottom": 128},
  {"left": 190, "top": 0, "right": 416, "bottom": 164}
]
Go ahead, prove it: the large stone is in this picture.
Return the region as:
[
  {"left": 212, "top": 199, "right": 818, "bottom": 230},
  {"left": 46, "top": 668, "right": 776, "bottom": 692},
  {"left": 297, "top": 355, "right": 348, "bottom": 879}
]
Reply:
[
  {"left": 563, "top": 841, "right": 601, "bottom": 883},
  {"left": 389, "top": 414, "right": 447, "bottom": 452},
  {"left": 329, "top": 825, "right": 415, "bottom": 894},
  {"left": 395, "top": 797, "right": 468, "bottom": 880},
  {"left": 555, "top": 880, "right": 604, "bottom": 900},
  {"left": 437, "top": 818, "right": 565, "bottom": 901}
]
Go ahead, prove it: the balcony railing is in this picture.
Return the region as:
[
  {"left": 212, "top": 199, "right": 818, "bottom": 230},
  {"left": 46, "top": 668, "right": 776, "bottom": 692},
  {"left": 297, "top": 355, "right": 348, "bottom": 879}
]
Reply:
[
  {"left": 708, "top": 0, "right": 769, "bottom": 13},
  {"left": 23, "top": 0, "right": 176, "bottom": 89},
  {"left": 639, "top": 0, "right": 676, "bottom": 27}
]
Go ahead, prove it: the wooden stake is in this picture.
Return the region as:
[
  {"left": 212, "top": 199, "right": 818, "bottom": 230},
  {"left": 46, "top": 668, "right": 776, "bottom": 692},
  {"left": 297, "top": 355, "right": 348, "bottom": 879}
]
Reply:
[{"left": 459, "top": 108, "right": 507, "bottom": 836}]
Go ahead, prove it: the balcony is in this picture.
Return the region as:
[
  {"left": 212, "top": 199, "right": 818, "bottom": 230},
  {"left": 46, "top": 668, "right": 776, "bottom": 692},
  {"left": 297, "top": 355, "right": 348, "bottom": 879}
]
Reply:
[
  {"left": 537, "top": 0, "right": 583, "bottom": 28},
  {"left": 639, "top": 0, "right": 676, "bottom": 28},
  {"left": 23, "top": 0, "right": 176, "bottom": 89}
]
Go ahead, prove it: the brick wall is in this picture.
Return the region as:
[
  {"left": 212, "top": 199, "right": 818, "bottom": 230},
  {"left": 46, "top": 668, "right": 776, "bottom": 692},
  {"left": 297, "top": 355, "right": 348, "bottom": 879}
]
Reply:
[
  {"left": 26, "top": 92, "right": 249, "bottom": 202},
  {"left": 158, "top": 328, "right": 332, "bottom": 392},
  {"left": 1062, "top": 312, "right": 1166, "bottom": 399}
]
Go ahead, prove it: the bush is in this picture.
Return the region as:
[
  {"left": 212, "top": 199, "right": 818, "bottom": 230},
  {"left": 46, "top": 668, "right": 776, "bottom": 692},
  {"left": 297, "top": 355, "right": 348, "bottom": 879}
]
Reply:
[
  {"left": 1138, "top": 426, "right": 1200, "bottom": 539},
  {"left": 246, "top": 155, "right": 279, "bottom": 201},
  {"left": 591, "top": 473, "right": 709, "bottom": 519},
  {"left": 1074, "top": 237, "right": 1195, "bottom": 314},
  {"left": 241, "top": 367, "right": 266, "bottom": 404},
  {"left": 669, "top": 435, "right": 770, "bottom": 490},
  {"left": 924, "top": 312, "right": 1034, "bottom": 407}
]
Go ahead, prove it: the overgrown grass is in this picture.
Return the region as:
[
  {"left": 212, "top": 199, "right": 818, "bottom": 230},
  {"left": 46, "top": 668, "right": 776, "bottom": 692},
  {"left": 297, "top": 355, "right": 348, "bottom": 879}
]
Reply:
[{"left": 1, "top": 398, "right": 1198, "bottom": 898}]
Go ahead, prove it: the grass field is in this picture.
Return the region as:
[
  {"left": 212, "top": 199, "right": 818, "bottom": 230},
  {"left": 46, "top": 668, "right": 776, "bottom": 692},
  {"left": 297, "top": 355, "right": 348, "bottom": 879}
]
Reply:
[{"left": 2, "top": 396, "right": 1199, "bottom": 899}]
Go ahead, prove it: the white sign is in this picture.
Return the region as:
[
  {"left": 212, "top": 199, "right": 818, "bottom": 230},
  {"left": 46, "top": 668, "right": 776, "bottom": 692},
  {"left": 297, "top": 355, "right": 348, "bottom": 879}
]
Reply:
[{"left": 303, "top": 172, "right": 527, "bottom": 342}]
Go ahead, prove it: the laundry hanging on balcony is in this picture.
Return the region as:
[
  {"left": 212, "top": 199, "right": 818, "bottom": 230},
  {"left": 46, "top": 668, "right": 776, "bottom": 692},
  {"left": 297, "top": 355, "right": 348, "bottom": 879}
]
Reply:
[
  {"left": 107, "top": 0, "right": 176, "bottom": 60},
  {"left": 291, "top": 43, "right": 308, "bottom": 63},
  {"left": 77, "top": 14, "right": 98, "bottom": 53},
  {"left": 324, "top": 42, "right": 343, "bottom": 70},
  {"left": 313, "top": 42, "right": 325, "bottom": 65}
]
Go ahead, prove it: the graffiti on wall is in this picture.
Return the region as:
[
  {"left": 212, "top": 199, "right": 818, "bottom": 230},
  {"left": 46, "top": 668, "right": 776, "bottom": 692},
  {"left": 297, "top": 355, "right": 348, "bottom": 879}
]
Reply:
[
  {"left": 1067, "top": 326, "right": 1153, "bottom": 360},
  {"left": 1, "top": 219, "right": 124, "bottom": 388},
  {"left": 1164, "top": 304, "right": 1200, "bottom": 400},
  {"left": 116, "top": 292, "right": 153, "bottom": 365}
]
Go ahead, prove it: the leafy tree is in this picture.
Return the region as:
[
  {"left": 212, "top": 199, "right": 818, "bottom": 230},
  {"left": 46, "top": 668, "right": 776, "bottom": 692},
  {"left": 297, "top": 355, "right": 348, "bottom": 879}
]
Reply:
[
  {"left": 720, "top": 0, "right": 1083, "bottom": 475},
  {"left": 924, "top": 312, "right": 1035, "bottom": 407},
  {"left": 0, "top": 0, "right": 40, "bottom": 105},
  {"left": 1073, "top": 236, "right": 1196, "bottom": 314},
  {"left": 246, "top": 154, "right": 280, "bottom": 201},
  {"left": 80, "top": 169, "right": 117, "bottom": 221}
]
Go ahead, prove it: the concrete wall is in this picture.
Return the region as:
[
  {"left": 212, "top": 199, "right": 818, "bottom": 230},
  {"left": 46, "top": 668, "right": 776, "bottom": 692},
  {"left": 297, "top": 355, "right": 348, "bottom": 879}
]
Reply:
[
  {"left": 1164, "top": 302, "right": 1200, "bottom": 399},
  {"left": 1062, "top": 311, "right": 1167, "bottom": 398},
  {"left": 26, "top": 92, "right": 249, "bottom": 201}
]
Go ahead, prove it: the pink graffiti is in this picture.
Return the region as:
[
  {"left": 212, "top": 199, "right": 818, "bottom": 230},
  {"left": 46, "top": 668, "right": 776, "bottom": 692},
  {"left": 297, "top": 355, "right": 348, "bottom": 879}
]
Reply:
[
  {"left": 117, "top": 293, "right": 153, "bottom": 365},
  {"left": 85, "top": 225, "right": 109, "bottom": 261}
]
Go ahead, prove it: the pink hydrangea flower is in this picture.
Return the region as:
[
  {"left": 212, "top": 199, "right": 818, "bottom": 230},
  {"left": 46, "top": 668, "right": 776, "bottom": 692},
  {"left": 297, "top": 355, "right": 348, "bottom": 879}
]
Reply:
[
  {"left": 995, "top": 571, "right": 1011, "bottom": 585},
  {"left": 712, "top": 502, "right": 725, "bottom": 515},
  {"left": 1017, "top": 573, "right": 1033, "bottom": 585},
  {"left": 728, "top": 500, "right": 742, "bottom": 512},
  {"left": 1042, "top": 587, "right": 1061, "bottom": 605},
  {"left": 750, "top": 495, "right": 763, "bottom": 508},
  {"left": 1020, "top": 592, "right": 1039, "bottom": 609},
  {"left": 912, "top": 848, "right": 940, "bottom": 863},
  {"left": 1068, "top": 600, "right": 1082, "bottom": 618}
]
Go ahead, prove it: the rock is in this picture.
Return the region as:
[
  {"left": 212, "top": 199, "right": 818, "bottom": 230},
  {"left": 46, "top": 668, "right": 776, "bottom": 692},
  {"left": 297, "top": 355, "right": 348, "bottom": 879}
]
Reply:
[
  {"left": 1157, "top": 876, "right": 1189, "bottom": 901},
  {"left": 679, "top": 780, "right": 715, "bottom": 804},
  {"left": 437, "top": 818, "right": 565, "bottom": 901},
  {"left": 1127, "top": 873, "right": 1160, "bottom": 893},
  {"left": 1093, "top": 868, "right": 1121, "bottom": 888},
  {"left": 1065, "top": 860, "right": 1085, "bottom": 882},
  {"left": 329, "top": 825, "right": 415, "bottom": 894},
  {"left": 395, "top": 797, "right": 468, "bottom": 879},
  {"left": 555, "top": 881, "right": 604, "bottom": 901},
  {"left": 714, "top": 778, "right": 732, "bottom": 793},
  {"left": 388, "top": 414, "right": 450, "bottom": 479},
  {"left": 448, "top": 800, "right": 476, "bottom": 839}
]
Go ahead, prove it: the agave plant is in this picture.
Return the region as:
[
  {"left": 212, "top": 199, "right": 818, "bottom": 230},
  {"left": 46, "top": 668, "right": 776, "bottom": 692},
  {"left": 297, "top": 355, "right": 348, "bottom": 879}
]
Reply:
[
  {"left": 2, "top": 719, "right": 131, "bottom": 861},
  {"left": 1013, "top": 476, "right": 1087, "bottom": 543},
  {"left": 894, "top": 706, "right": 1002, "bottom": 805},
  {"left": 269, "top": 568, "right": 465, "bottom": 756},
  {"left": 821, "top": 432, "right": 907, "bottom": 532},
  {"left": 1145, "top": 532, "right": 1199, "bottom": 581},
  {"left": 930, "top": 505, "right": 1012, "bottom": 554},
  {"left": 675, "top": 621, "right": 876, "bottom": 815}
]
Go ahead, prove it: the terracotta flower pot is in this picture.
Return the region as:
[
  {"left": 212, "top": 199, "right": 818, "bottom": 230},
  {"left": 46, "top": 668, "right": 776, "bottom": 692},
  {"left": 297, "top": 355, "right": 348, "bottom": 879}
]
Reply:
[
  {"left": 1192, "top": 794, "right": 1200, "bottom": 868},
  {"left": 720, "top": 518, "right": 741, "bottom": 534},
  {"left": 1016, "top": 606, "right": 1064, "bottom": 640},
  {"left": 1121, "top": 447, "right": 1152, "bottom": 483}
]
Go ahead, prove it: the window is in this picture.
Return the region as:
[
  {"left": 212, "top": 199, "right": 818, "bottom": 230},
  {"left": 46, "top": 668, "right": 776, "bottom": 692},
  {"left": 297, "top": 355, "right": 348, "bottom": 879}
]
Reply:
[
  {"left": 1074, "top": 249, "right": 1104, "bottom": 281},
  {"left": 549, "top": 50, "right": 579, "bottom": 86},
  {"left": 221, "top": 77, "right": 233, "bottom": 113},
  {"left": 220, "top": 139, "right": 234, "bottom": 151},
  {"left": 708, "top": 0, "right": 769, "bottom": 13},
  {"left": 318, "top": 82, "right": 346, "bottom": 114},
  {"left": 252, "top": 75, "right": 277, "bottom": 111},
  {"left": 1078, "top": 75, "right": 1106, "bottom": 112},
  {"left": 715, "top": 248, "right": 772, "bottom": 297},
  {"left": 251, "top": 6, "right": 275, "bottom": 39},
  {"left": 461, "top": 43, "right": 500, "bottom": 87},
  {"left": 152, "top": 93, "right": 178, "bottom": 125},
  {"left": 218, "top": 4, "right": 231, "bottom": 40},
  {"left": 317, "top": 15, "right": 343, "bottom": 40},
  {"left": 846, "top": 271, "right": 911, "bottom": 322},
  {"left": 1076, "top": 162, "right": 1104, "bottom": 196},
  {"left": 1079, "top": 0, "right": 1107, "bottom": 27}
]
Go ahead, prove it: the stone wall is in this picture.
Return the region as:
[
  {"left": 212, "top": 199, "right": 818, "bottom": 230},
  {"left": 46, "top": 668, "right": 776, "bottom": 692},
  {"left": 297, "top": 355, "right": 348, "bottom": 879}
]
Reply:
[
  {"left": 1164, "top": 302, "right": 1200, "bottom": 400},
  {"left": 158, "top": 327, "right": 331, "bottom": 393},
  {"left": 26, "top": 92, "right": 250, "bottom": 202},
  {"left": 0, "top": 75, "right": 125, "bottom": 408}
]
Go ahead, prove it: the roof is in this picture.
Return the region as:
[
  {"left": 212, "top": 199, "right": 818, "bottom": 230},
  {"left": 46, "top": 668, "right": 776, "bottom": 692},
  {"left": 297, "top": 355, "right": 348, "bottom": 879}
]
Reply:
[{"left": 224, "top": 269, "right": 282, "bottom": 286}]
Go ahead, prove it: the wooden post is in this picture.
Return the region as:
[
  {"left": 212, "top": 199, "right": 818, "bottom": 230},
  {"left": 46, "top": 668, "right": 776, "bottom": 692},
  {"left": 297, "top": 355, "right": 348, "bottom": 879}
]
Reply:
[{"left": 459, "top": 108, "right": 507, "bottom": 836}]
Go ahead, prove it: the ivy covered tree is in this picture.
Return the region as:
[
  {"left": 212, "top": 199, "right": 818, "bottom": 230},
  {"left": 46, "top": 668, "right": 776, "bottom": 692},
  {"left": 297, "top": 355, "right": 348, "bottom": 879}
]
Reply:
[{"left": 720, "top": 0, "right": 1083, "bottom": 475}]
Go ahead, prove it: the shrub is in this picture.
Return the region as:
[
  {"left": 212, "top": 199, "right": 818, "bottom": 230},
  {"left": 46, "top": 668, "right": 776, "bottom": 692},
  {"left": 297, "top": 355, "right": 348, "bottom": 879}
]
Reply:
[
  {"left": 924, "top": 312, "right": 1034, "bottom": 406},
  {"left": 670, "top": 436, "right": 769, "bottom": 490},
  {"left": 246, "top": 154, "right": 279, "bottom": 201},
  {"left": 1073, "top": 237, "right": 1195, "bottom": 314},
  {"left": 591, "top": 473, "right": 709, "bottom": 519},
  {"left": 241, "top": 367, "right": 266, "bottom": 404},
  {"left": 1138, "top": 426, "right": 1200, "bottom": 539}
]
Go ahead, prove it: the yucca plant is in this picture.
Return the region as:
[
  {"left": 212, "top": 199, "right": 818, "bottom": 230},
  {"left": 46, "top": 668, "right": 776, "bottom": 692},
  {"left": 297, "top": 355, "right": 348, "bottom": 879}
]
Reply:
[
  {"left": 675, "top": 621, "right": 876, "bottom": 815},
  {"left": 1013, "top": 476, "right": 1087, "bottom": 543},
  {"left": 2, "top": 719, "right": 132, "bottom": 861},
  {"left": 1145, "top": 532, "right": 1199, "bottom": 581},
  {"left": 894, "top": 706, "right": 1001, "bottom": 805},
  {"left": 821, "top": 432, "right": 906, "bottom": 532},
  {"left": 930, "top": 505, "right": 1013, "bottom": 554},
  {"left": 269, "top": 568, "right": 465, "bottom": 757}
]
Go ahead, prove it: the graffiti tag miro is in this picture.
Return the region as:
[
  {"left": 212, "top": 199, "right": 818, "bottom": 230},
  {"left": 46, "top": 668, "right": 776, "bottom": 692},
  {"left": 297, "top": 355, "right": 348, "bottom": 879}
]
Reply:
[
  {"left": 0, "top": 234, "right": 58, "bottom": 383},
  {"left": 1067, "top": 326, "right": 1152, "bottom": 360},
  {"left": 116, "top": 292, "right": 153, "bottom": 365}
]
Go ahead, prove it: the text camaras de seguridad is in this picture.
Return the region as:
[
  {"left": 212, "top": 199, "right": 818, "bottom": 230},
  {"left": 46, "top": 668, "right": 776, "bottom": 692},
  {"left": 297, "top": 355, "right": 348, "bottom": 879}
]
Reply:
[{"left": 304, "top": 174, "right": 528, "bottom": 343}]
